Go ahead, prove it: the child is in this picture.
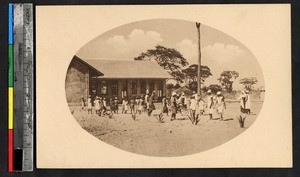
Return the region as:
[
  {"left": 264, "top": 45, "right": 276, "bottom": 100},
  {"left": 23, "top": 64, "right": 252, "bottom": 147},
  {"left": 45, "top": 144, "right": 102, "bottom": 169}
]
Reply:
[
  {"left": 189, "top": 96, "right": 197, "bottom": 119},
  {"left": 121, "top": 97, "right": 126, "bottom": 114},
  {"left": 124, "top": 98, "right": 129, "bottom": 114},
  {"left": 87, "top": 95, "right": 93, "bottom": 114},
  {"left": 109, "top": 98, "right": 115, "bottom": 115},
  {"left": 145, "top": 93, "right": 150, "bottom": 112},
  {"left": 206, "top": 90, "right": 214, "bottom": 119},
  {"left": 98, "top": 97, "right": 104, "bottom": 116},
  {"left": 102, "top": 97, "right": 107, "bottom": 115},
  {"left": 170, "top": 92, "right": 177, "bottom": 121},
  {"left": 114, "top": 97, "right": 119, "bottom": 114},
  {"left": 198, "top": 97, "right": 205, "bottom": 115},
  {"left": 80, "top": 97, "right": 85, "bottom": 110},
  {"left": 216, "top": 91, "right": 226, "bottom": 121},
  {"left": 137, "top": 96, "right": 143, "bottom": 114},
  {"left": 129, "top": 97, "right": 135, "bottom": 114},
  {"left": 94, "top": 96, "right": 100, "bottom": 115},
  {"left": 161, "top": 95, "right": 169, "bottom": 116}
]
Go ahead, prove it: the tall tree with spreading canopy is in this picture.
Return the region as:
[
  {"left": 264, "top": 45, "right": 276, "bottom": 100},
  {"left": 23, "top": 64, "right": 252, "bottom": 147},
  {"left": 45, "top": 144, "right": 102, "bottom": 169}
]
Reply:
[
  {"left": 134, "top": 45, "right": 189, "bottom": 83},
  {"left": 182, "top": 64, "right": 212, "bottom": 92},
  {"left": 217, "top": 71, "right": 239, "bottom": 92},
  {"left": 239, "top": 77, "right": 258, "bottom": 91}
]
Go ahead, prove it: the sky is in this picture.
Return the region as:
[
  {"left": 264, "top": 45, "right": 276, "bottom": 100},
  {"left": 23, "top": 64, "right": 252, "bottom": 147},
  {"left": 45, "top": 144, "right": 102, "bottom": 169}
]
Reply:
[{"left": 76, "top": 19, "right": 264, "bottom": 90}]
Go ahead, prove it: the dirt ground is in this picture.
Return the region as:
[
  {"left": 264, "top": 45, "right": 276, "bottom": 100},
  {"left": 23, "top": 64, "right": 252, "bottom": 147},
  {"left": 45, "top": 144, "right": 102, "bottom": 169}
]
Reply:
[{"left": 70, "top": 101, "right": 263, "bottom": 157}]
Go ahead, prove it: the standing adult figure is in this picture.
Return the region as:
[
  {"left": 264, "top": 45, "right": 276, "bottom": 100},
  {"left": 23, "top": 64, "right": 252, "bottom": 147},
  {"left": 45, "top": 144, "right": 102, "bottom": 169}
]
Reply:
[
  {"left": 207, "top": 90, "right": 214, "bottom": 119},
  {"left": 244, "top": 90, "right": 251, "bottom": 114},
  {"left": 215, "top": 91, "right": 226, "bottom": 121},
  {"left": 170, "top": 92, "right": 177, "bottom": 121},
  {"left": 87, "top": 95, "right": 93, "bottom": 114},
  {"left": 147, "top": 91, "right": 156, "bottom": 116},
  {"left": 145, "top": 90, "right": 150, "bottom": 112}
]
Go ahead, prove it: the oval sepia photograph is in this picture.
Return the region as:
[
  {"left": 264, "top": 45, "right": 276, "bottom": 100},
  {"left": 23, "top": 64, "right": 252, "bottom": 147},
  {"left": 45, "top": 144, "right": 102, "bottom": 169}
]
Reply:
[{"left": 65, "top": 19, "right": 265, "bottom": 157}]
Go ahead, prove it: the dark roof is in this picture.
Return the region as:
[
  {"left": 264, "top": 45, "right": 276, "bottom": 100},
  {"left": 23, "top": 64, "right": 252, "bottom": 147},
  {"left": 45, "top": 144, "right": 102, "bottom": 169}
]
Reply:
[
  {"left": 80, "top": 58, "right": 172, "bottom": 79},
  {"left": 72, "top": 56, "right": 104, "bottom": 76}
]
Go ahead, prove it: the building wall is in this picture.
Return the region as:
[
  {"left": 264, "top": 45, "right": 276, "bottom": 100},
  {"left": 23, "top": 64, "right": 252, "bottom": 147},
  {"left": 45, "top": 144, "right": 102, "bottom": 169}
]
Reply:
[{"left": 65, "top": 59, "right": 89, "bottom": 105}]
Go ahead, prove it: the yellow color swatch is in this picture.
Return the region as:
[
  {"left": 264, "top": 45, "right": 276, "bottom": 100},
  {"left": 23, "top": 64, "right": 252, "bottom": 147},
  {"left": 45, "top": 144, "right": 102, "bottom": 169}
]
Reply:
[{"left": 8, "top": 87, "right": 13, "bottom": 129}]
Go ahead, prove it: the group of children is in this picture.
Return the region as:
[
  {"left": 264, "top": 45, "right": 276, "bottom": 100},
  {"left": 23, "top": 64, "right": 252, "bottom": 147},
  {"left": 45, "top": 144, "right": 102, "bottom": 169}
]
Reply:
[
  {"left": 80, "top": 89, "right": 250, "bottom": 123},
  {"left": 161, "top": 90, "right": 227, "bottom": 121},
  {"left": 82, "top": 95, "right": 119, "bottom": 116},
  {"left": 81, "top": 93, "right": 156, "bottom": 117},
  {"left": 121, "top": 96, "right": 145, "bottom": 115}
]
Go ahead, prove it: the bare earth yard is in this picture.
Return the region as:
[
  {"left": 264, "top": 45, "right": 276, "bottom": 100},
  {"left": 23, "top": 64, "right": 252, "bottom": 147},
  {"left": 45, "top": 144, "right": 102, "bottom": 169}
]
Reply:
[{"left": 70, "top": 101, "right": 263, "bottom": 157}]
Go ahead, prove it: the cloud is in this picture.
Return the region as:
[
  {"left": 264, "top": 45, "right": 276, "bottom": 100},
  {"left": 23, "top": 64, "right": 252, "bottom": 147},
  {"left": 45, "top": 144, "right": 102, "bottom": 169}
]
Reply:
[
  {"left": 176, "top": 39, "right": 197, "bottom": 62},
  {"left": 104, "top": 29, "right": 163, "bottom": 58},
  {"left": 176, "top": 40, "right": 246, "bottom": 65},
  {"left": 202, "top": 43, "right": 246, "bottom": 64}
]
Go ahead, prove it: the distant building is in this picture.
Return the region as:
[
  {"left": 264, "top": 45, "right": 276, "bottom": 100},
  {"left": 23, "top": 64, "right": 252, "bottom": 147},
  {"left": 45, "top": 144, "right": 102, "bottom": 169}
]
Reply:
[{"left": 65, "top": 56, "right": 172, "bottom": 105}]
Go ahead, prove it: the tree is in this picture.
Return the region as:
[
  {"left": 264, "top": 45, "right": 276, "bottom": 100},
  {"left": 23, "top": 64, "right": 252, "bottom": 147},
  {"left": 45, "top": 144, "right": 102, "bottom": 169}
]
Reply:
[
  {"left": 217, "top": 71, "right": 239, "bottom": 92},
  {"left": 182, "top": 64, "right": 212, "bottom": 83},
  {"left": 134, "top": 45, "right": 189, "bottom": 83},
  {"left": 182, "top": 64, "right": 212, "bottom": 92},
  {"left": 203, "top": 84, "right": 222, "bottom": 94},
  {"left": 239, "top": 77, "right": 258, "bottom": 91}
]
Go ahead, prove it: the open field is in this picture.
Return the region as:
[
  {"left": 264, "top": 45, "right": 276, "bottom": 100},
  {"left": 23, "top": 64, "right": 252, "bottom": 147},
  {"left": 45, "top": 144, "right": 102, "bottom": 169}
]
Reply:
[{"left": 69, "top": 101, "right": 263, "bottom": 157}]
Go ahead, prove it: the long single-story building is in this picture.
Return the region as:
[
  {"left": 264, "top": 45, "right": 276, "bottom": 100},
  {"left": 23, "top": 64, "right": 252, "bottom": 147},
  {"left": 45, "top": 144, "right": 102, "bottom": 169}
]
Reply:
[{"left": 65, "top": 55, "right": 172, "bottom": 105}]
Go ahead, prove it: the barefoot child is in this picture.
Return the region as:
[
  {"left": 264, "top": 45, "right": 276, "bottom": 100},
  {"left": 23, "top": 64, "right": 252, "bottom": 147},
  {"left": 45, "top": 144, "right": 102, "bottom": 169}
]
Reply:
[
  {"left": 161, "top": 95, "right": 169, "bottom": 116},
  {"left": 121, "top": 97, "right": 126, "bottom": 114},
  {"left": 109, "top": 98, "right": 115, "bottom": 115},
  {"left": 129, "top": 97, "right": 135, "bottom": 114},
  {"left": 98, "top": 97, "right": 104, "bottom": 116},
  {"left": 87, "top": 95, "right": 93, "bottom": 114},
  {"left": 137, "top": 96, "right": 143, "bottom": 114},
  {"left": 94, "top": 96, "right": 100, "bottom": 115},
  {"left": 216, "top": 91, "right": 226, "bottom": 121},
  {"left": 170, "top": 92, "right": 177, "bottom": 121},
  {"left": 198, "top": 97, "right": 205, "bottom": 115},
  {"left": 114, "top": 97, "right": 119, "bottom": 114},
  {"left": 81, "top": 97, "right": 85, "bottom": 110},
  {"left": 206, "top": 90, "right": 214, "bottom": 119},
  {"left": 102, "top": 97, "right": 107, "bottom": 115}
]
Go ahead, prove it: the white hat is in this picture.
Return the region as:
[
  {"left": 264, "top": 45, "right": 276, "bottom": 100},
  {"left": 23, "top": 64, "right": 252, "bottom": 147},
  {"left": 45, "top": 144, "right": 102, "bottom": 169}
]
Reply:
[
  {"left": 245, "top": 90, "right": 249, "bottom": 93},
  {"left": 207, "top": 90, "right": 212, "bottom": 93},
  {"left": 217, "top": 91, "right": 221, "bottom": 95}
]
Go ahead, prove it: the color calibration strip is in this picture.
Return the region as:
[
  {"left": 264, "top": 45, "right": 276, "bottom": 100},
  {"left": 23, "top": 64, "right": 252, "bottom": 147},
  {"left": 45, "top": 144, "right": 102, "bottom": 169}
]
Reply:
[
  {"left": 8, "top": 4, "right": 34, "bottom": 172},
  {"left": 8, "top": 3, "right": 14, "bottom": 173}
]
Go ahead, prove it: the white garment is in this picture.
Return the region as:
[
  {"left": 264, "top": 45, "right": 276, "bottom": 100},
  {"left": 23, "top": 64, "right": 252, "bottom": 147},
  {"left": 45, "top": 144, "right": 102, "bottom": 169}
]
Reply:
[
  {"left": 207, "top": 95, "right": 214, "bottom": 114},
  {"left": 94, "top": 100, "right": 100, "bottom": 110},
  {"left": 198, "top": 100, "right": 205, "bottom": 110},
  {"left": 193, "top": 93, "right": 198, "bottom": 101},
  {"left": 245, "top": 94, "right": 251, "bottom": 109},
  {"left": 87, "top": 98, "right": 92, "bottom": 109},
  {"left": 216, "top": 96, "right": 225, "bottom": 114},
  {"left": 190, "top": 99, "right": 197, "bottom": 111}
]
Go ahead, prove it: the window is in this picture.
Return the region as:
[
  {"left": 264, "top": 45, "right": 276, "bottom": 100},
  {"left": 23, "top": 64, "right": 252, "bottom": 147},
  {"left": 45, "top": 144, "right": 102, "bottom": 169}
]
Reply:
[
  {"left": 121, "top": 81, "right": 128, "bottom": 98},
  {"left": 140, "top": 80, "right": 146, "bottom": 94},
  {"left": 149, "top": 80, "right": 154, "bottom": 93},
  {"left": 131, "top": 80, "right": 137, "bottom": 94},
  {"left": 110, "top": 80, "right": 118, "bottom": 95},
  {"left": 158, "top": 81, "right": 164, "bottom": 97}
]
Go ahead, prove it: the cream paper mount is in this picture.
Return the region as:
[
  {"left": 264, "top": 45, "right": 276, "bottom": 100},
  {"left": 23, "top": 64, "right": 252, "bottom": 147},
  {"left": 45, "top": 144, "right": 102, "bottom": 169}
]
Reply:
[{"left": 36, "top": 4, "right": 292, "bottom": 168}]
